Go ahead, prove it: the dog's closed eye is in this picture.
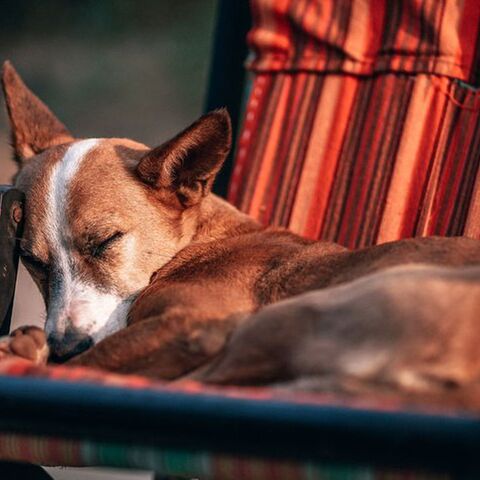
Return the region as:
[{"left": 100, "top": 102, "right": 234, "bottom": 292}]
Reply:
[{"left": 90, "top": 231, "right": 125, "bottom": 259}]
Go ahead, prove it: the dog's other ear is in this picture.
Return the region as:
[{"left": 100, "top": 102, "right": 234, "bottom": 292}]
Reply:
[
  {"left": 1, "top": 61, "right": 73, "bottom": 165},
  {"left": 136, "top": 109, "right": 232, "bottom": 207}
]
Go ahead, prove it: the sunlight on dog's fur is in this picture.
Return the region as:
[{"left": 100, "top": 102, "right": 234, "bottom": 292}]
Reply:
[
  {"left": 2, "top": 61, "right": 480, "bottom": 404},
  {"left": 192, "top": 264, "right": 480, "bottom": 392}
]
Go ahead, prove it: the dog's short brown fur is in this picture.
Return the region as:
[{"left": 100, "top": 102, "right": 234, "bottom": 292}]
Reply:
[
  {"left": 191, "top": 264, "right": 480, "bottom": 391},
  {"left": 70, "top": 231, "right": 480, "bottom": 380},
  {"left": 2, "top": 62, "right": 480, "bottom": 395}
]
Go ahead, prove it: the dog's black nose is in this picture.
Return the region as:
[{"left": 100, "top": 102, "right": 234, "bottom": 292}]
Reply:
[{"left": 47, "top": 329, "right": 93, "bottom": 363}]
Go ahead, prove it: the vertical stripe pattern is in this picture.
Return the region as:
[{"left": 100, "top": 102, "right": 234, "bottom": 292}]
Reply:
[
  {"left": 246, "top": 0, "right": 480, "bottom": 82},
  {"left": 0, "top": 432, "right": 453, "bottom": 479},
  {"left": 229, "top": 1, "right": 480, "bottom": 248}
]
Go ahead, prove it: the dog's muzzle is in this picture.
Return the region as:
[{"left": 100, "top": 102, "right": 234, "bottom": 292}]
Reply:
[{"left": 47, "top": 328, "right": 94, "bottom": 363}]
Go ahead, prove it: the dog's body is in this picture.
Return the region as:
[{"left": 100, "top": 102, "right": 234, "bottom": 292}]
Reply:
[
  {"left": 192, "top": 263, "right": 480, "bottom": 393},
  {"left": 3, "top": 62, "right": 480, "bottom": 394},
  {"left": 70, "top": 225, "right": 480, "bottom": 381}
]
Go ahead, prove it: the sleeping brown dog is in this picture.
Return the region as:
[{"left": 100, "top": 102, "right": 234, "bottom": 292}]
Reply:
[{"left": 2, "top": 61, "right": 480, "bottom": 393}]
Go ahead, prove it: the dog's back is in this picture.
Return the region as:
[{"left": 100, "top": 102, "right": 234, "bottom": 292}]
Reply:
[{"left": 254, "top": 235, "right": 480, "bottom": 303}]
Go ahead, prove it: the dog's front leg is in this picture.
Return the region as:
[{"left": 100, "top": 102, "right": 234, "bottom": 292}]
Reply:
[
  {"left": 67, "top": 307, "right": 241, "bottom": 379},
  {"left": 68, "top": 280, "right": 255, "bottom": 378}
]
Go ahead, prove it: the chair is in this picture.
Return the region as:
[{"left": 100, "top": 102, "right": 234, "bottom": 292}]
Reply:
[{"left": 1, "top": 1, "right": 479, "bottom": 478}]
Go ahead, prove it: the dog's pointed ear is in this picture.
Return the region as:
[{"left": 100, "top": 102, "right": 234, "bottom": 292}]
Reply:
[
  {"left": 136, "top": 109, "right": 232, "bottom": 207},
  {"left": 1, "top": 61, "right": 74, "bottom": 165}
]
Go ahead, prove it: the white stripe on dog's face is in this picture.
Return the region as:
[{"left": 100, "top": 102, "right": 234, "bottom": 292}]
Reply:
[
  {"left": 17, "top": 137, "right": 185, "bottom": 360},
  {"left": 44, "top": 139, "right": 131, "bottom": 357}
]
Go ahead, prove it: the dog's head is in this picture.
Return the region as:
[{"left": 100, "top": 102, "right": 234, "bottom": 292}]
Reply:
[{"left": 1, "top": 61, "right": 231, "bottom": 360}]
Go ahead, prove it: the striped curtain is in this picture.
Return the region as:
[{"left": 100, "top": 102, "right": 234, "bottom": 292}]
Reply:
[{"left": 229, "top": 0, "right": 480, "bottom": 249}]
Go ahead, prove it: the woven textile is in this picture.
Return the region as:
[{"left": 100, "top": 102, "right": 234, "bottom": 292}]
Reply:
[
  {"left": 1, "top": 357, "right": 473, "bottom": 413},
  {"left": 245, "top": 0, "right": 480, "bottom": 81},
  {"left": 0, "top": 433, "right": 451, "bottom": 479},
  {"left": 229, "top": 0, "right": 480, "bottom": 249}
]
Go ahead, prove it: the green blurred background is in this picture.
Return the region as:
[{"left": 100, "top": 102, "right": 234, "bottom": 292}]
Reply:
[{"left": 0, "top": 0, "right": 217, "bottom": 182}]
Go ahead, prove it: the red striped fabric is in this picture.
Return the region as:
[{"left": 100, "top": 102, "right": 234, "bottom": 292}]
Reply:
[
  {"left": 246, "top": 0, "right": 480, "bottom": 81},
  {"left": 229, "top": 0, "right": 480, "bottom": 248},
  {"left": 0, "top": 357, "right": 472, "bottom": 414},
  {"left": 0, "top": 432, "right": 453, "bottom": 479}
]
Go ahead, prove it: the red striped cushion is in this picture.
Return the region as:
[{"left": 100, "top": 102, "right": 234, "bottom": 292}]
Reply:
[
  {"left": 246, "top": 0, "right": 480, "bottom": 82},
  {"left": 229, "top": 1, "right": 480, "bottom": 249}
]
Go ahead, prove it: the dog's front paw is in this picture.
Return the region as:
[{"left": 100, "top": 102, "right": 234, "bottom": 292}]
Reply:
[{"left": 0, "top": 326, "right": 49, "bottom": 365}]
